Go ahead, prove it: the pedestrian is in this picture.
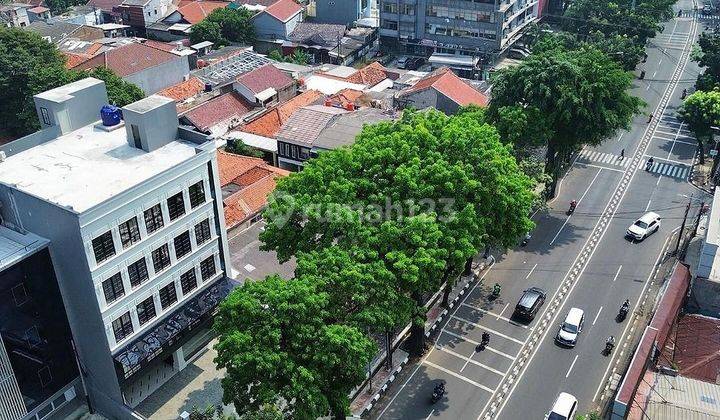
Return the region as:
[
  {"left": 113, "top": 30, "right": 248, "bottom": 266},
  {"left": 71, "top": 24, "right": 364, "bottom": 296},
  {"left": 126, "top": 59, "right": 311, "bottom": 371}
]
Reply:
[{"left": 620, "top": 148, "right": 625, "bottom": 159}]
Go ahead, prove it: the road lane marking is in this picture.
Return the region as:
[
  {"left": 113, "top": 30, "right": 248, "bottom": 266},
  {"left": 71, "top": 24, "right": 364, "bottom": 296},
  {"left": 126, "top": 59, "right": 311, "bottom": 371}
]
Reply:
[
  {"left": 643, "top": 154, "right": 686, "bottom": 165},
  {"left": 425, "top": 410, "right": 434, "bottom": 420},
  {"left": 460, "top": 302, "right": 528, "bottom": 328},
  {"left": 657, "top": 174, "right": 663, "bottom": 186},
  {"left": 497, "top": 303, "right": 510, "bottom": 320},
  {"left": 592, "top": 233, "right": 674, "bottom": 402},
  {"left": 450, "top": 315, "right": 526, "bottom": 345},
  {"left": 525, "top": 263, "right": 538, "bottom": 279},
  {"left": 441, "top": 330, "right": 517, "bottom": 361},
  {"left": 565, "top": 355, "right": 579, "bottom": 378},
  {"left": 423, "top": 360, "right": 495, "bottom": 393},
  {"left": 592, "top": 306, "right": 603, "bottom": 326},
  {"left": 612, "top": 265, "right": 622, "bottom": 283},
  {"left": 617, "top": 132, "right": 624, "bottom": 142},
  {"left": 577, "top": 163, "right": 625, "bottom": 173},
  {"left": 645, "top": 199, "right": 652, "bottom": 211},
  {"left": 550, "top": 168, "right": 603, "bottom": 245},
  {"left": 437, "top": 346, "right": 506, "bottom": 376}
]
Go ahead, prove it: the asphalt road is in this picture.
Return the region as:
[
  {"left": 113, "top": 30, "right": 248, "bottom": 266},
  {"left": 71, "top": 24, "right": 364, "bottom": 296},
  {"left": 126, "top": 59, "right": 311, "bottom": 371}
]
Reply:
[{"left": 374, "top": 1, "right": 709, "bottom": 419}]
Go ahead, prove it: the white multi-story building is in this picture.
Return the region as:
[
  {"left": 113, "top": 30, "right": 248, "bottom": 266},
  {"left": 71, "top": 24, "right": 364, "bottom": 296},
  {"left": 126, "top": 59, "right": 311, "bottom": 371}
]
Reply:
[{"left": 0, "top": 78, "right": 235, "bottom": 417}]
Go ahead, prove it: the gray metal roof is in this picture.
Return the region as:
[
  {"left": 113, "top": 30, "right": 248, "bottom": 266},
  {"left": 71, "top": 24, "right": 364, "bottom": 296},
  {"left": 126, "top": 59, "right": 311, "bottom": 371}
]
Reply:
[
  {"left": 287, "top": 22, "right": 345, "bottom": 48},
  {"left": 25, "top": 20, "right": 82, "bottom": 43},
  {"left": 193, "top": 49, "right": 271, "bottom": 86},
  {"left": 644, "top": 374, "right": 720, "bottom": 419},
  {"left": 313, "top": 108, "right": 396, "bottom": 150},
  {"left": 276, "top": 105, "right": 348, "bottom": 146}
]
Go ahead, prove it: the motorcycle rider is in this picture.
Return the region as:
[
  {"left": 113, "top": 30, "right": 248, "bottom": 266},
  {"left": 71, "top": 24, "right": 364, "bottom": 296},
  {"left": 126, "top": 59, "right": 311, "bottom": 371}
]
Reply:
[
  {"left": 646, "top": 156, "right": 655, "bottom": 170},
  {"left": 606, "top": 335, "right": 616, "bottom": 352},
  {"left": 482, "top": 331, "right": 490, "bottom": 344},
  {"left": 492, "top": 283, "right": 501, "bottom": 296},
  {"left": 569, "top": 199, "right": 578, "bottom": 213}
]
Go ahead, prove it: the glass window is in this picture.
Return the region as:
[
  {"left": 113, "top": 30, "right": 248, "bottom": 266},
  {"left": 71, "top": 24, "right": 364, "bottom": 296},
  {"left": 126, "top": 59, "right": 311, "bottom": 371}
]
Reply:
[
  {"left": 167, "top": 192, "right": 186, "bottom": 221},
  {"left": 144, "top": 204, "right": 164, "bottom": 234},
  {"left": 180, "top": 269, "right": 197, "bottom": 295},
  {"left": 152, "top": 244, "right": 171, "bottom": 273},
  {"left": 40, "top": 107, "right": 50, "bottom": 125},
  {"left": 128, "top": 257, "right": 149, "bottom": 288},
  {"left": 195, "top": 219, "right": 212, "bottom": 245},
  {"left": 112, "top": 312, "right": 133, "bottom": 342},
  {"left": 92, "top": 231, "right": 115, "bottom": 264},
  {"left": 174, "top": 231, "right": 192, "bottom": 260},
  {"left": 119, "top": 216, "right": 141, "bottom": 249},
  {"left": 136, "top": 296, "right": 156, "bottom": 326},
  {"left": 200, "top": 255, "right": 216, "bottom": 281},
  {"left": 102, "top": 272, "right": 124, "bottom": 304},
  {"left": 159, "top": 282, "right": 178, "bottom": 310},
  {"left": 189, "top": 181, "right": 205, "bottom": 208}
]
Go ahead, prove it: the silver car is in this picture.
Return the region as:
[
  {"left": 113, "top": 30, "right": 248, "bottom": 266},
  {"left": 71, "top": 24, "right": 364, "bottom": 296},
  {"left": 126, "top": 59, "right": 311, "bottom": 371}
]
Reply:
[{"left": 626, "top": 212, "right": 661, "bottom": 241}]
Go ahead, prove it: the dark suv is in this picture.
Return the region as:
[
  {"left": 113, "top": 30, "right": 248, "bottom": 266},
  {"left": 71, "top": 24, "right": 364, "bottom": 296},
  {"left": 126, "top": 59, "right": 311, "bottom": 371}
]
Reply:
[{"left": 514, "top": 287, "right": 547, "bottom": 320}]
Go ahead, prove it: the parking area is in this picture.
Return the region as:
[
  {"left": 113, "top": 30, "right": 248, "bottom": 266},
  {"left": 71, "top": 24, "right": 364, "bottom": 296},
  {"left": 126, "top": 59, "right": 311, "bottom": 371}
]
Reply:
[
  {"left": 378, "top": 280, "right": 538, "bottom": 419},
  {"left": 226, "top": 221, "right": 296, "bottom": 282}
]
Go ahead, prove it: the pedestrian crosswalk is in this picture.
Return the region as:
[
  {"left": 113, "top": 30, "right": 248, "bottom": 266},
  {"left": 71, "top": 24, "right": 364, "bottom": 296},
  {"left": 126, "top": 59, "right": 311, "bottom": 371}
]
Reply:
[
  {"left": 678, "top": 10, "right": 720, "bottom": 19},
  {"left": 652, "top": 32, "right": 692, "bottom": 49},
  {"left": 576, "top": 150, "right": 691, "bottom": 179}
]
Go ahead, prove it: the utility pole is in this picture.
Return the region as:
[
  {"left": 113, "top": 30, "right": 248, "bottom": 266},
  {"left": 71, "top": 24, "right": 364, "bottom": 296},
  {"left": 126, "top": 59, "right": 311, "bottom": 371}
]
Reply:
[
  {"left": 674, "top": 199, "right": 692, "bottom": 256},
  {"left": 693, "top": 201, "right": 706, "bottom": 237}
]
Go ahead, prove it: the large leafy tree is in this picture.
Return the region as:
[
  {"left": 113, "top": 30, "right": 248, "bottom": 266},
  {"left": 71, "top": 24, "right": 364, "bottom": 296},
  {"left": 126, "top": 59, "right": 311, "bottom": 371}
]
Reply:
[
  {"left": 692, "top": 32, "right": 720, "bottom": 91},
  {"left": 214, "top": 275, "right": 375, "bottom": 419},
  {"left": 86, "top": 67, "right": 144, "bottom": 107},
  {"left": 190, "top": 7, "right": 255, "bottom": 46},
  {"left": 678, "top": 90, "right": 720, "bottom": 164},
  {"left": 261, "top": 110, "right": 535, "bottom": 355},
  {"left": 488, "top": 44, "right": 643, "bottom": 196}
]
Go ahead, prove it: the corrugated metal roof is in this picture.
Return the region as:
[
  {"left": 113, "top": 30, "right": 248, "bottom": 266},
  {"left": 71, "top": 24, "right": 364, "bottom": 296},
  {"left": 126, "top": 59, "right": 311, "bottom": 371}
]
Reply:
[{"left": 645, "top": 374, "right": 720, "bottom": 419}]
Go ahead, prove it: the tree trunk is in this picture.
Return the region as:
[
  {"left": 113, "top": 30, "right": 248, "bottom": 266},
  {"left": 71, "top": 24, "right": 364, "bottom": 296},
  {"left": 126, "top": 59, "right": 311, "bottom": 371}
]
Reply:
[
  {"left": 464, "top": 257, "right": 474, "bottom": 275},
  {"left": 699, "top": 136, "right": 706, "bottom": 164},
  {"left": 440, "top": 265, "right": 460, "bottom": 308},
  {"left": 408, "top": 293, "right": 426, "bottom": 357},
  {"left": 545, "top": 140, "right": 558, "bottom": 198}
]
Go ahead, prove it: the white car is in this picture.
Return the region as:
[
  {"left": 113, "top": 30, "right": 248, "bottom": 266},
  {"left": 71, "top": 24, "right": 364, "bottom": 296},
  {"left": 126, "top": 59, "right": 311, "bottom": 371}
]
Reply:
[
  {"left": 555, "top": 308, "right": 584, "bottom": 347},
  {"left": 626, "top": 212, "right": 661, "bottom": 241},
  {"left": 547, "top": 392, "right": 578, "bottom": 420}
]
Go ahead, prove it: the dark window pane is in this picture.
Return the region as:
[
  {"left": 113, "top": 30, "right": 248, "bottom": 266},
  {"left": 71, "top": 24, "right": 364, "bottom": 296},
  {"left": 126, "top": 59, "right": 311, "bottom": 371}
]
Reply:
[
  {"left": 136, "top": 296, "right": 156, "bottom": 325},
  {"left": 159, "top": 282, "right": 178, "bottom": 310},
  {"left": 173, "top": 231, "right": 192, "bottom": 260},
  {"left": 112, "top": 312, "right": 133, "bottom": 342},
  {"left": 144, "top": 204, "right": 164, "bottom": 234},
  {"left": 102, "top": 272, "right": 124, "bottom": 304},
  {"left": 195, "top": 219, "right": 212, "bottom": 245},
  {"left": 167, "top": 192, "right": 185, "bottom": 221},
  {"left": 200, "top": 256, "right": 216, "bottom": 281},
  {"left": 128, "top": 258, "right": 149, "bottom": 288},
  {"left": 189, "top": 181, "right": 205, "bottom": 209},
  {"left": 119, "top": 216, "right": 141, "bottom": 249},
  {"left": 180, "top": 269, "right": 197, "bottom": 295},
  {"left": 92, "top": 231, "right": 115, "bottom": 264},
  {"left": 151, "top": 244, "right": 171, "bottom": 273}
]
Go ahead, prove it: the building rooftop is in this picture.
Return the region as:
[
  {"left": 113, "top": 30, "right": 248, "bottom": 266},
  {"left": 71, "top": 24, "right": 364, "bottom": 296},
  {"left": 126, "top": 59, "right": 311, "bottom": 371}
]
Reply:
[
  {"left": 176, "top": 0, "right": 229, "bottom": 24},
  {"left": 182, "top": 91, "right": 255, "bottom": 133},
  {"left": 72, "top": 41, "right": 179, "bottom": 77},
  {"left": 241, "top": 89, "right": 324, "bottom": 137},
  {"left": 641, "top": 372, "right": 720, "bottom": 419},
  {"left": 235, "top": 63, "right": 294, "bottom": 94},
  {"left": 275, "top": 104, "right": 347, "bottom": 145},
  {"left": 287, "top": 22, "right": 345, "bottom": 48},
  {"left": 313, "top": 107, "right": 396, "bottom": 150},
  {"left": 261, "top": 0, "right": 302, "bottom": 22},
  {"left": 0, "top": 121, "right": 197, "bottom": 213},
  {"left": 0, "top": 225, "right": 48, "bottom": 273},
  {"left": 158, "top": 77, "right": 206, "bottom": 102},
  {"left": 194, "top": 50, "right": 271, "bottom": 86},
  {"left": 398, "top": 67, "right": 490, "bottom": 107}
]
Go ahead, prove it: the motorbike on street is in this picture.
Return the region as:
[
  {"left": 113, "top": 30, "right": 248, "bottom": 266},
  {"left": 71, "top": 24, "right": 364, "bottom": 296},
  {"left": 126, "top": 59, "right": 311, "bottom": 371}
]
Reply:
[
  {"left": 568, "top": 200, "right": 577, "bottom": 215},
  {"left": 431, "top": 382, "right": 445, "bottom": 404},
  {"left": 617, "top": 299, "right": 630, "bottom": 322},
  {"left": 491, "top": 283, "right": 501, "bottom": 300},
  {"left": 476, "top": 332, "right": 491, "bottom": 352},
  {"left": 604, "top": 336, "right": 616, "bottom": 356},
  {"left": 646, "top": 157, "right": 654, "bottom": 171}
]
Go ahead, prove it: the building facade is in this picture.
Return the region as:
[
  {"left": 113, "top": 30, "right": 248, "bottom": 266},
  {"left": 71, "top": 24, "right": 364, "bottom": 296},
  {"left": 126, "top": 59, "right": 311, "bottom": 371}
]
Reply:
[
  {"left": 0, "top": 78, "right": 235, "bottom": 417},
  {"left": 314, "top": 0, "right": 371, "bottom": 25},
  {"left": 379, "top": 0, "right": 541, "bottom": 60}
]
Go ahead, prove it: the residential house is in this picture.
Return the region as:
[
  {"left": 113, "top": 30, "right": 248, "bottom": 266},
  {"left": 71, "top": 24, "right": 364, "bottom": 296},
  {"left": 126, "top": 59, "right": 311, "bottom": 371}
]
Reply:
[
  {"left": 275, "top": 104, "right": 347, "bottom": 170},
  {"left": 217, "top": 150, "right": 289, "bottom": 230},
  {"left": 181, "top": 92, "right": 255, "bottom": 137},
  {"left": 250, "top": 0, "right": 303, "bottom": 40},
  {"left": 233, "top": 63, "right": 296, "bottom": 106},
  {"left": 26, "top": 5, "right": 50, "bottom": 21},
  {"left": 312, "top": 106, "right": 394, "bottom": 151},
  {"left": 146, "top": 0, "right": 229, "bottom": 41},
  {"left": 0, "top": 4, "right": 30, "bottom": 27},
  {"left": 49, "top": 4, "right": 102, "bottom": 25},
  {"left": 158, "top": 77, "right": 207, "bottom": 104},
  {"left": 72, "top": 41, "right": 191, "bottom": 94},
  {"left": 25, "top": 20, "right": 104, "bottom": 42},
  {"left": 394, "top": 67, "right": 489, "bottom": 114},
  {"left": 241, "top": 88, "right": 323, "bottom": 138},
  {"left": 284, "top": 22, "right": 376, "bottom": 65},
  {"left": 87, "top": 0, "right": 125, "bottom": 23},
  {"left": 0, "top": 78, "right": 235, "bottom": 417},
  {"left": 116, "top": 0, "right": 172, "bottom": 34}
]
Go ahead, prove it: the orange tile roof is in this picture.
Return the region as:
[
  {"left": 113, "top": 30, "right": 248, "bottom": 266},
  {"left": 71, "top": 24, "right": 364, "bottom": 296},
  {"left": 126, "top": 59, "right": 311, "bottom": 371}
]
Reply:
[
  {"left": 241, "top": 89, "right": 324, "bottom": 137},
  {"left": 158, "top": 77, "right": 206, "bottom": 101},
  {"left": 183, "top": 92, "right": 255, "bottom": 133},
  {"left": 217, "top": 150, "right": 290, "bottom": 229},
  {"left": 177, "top": 0, "right": 229, "bottom": 24},
  {"left": 263, "top": 0, "right": 302, "bottom": 22},
  {"left": 400, "top": 67, "right": 489, "bottom": 107},
  {"left": 64, "top": 52, "right": 91, "bottom": 69},
  {"left": 345, "top": 61, "right": 389, "bottom": 87},
  {"left": 328, "top": 88, "right": 363, "bottom": 106}
]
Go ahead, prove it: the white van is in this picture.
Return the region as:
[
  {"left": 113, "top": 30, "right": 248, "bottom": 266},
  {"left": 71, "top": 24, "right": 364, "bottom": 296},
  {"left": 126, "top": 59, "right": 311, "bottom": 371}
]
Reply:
[
  {"left": 547, "top": 392, "right": 578, "bottom": 420},
  {"left": 555, "top": 308, "right": 585, "bottom": 347}
]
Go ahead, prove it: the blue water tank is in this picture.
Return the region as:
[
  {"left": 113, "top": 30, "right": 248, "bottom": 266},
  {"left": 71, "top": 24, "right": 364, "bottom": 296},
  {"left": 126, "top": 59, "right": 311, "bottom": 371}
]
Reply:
[{"left": 100, "top": 105, "right": 122, "bottom": 127}]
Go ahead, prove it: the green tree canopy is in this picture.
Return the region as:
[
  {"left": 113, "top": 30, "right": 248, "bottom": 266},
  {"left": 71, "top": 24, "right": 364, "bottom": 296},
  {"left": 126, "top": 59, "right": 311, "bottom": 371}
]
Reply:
[
  {"left": 190, "top": 7, "right": 255, "bottom": 46},
  {"left": 488, "top": 44, "right": 643, "bottom": 195},
  {"left": 678, "top": 89, "right": 720, "bottom": 163},
  {"left": 86, "top": 67, "right": 144, "bottom": 107},
  {"left": 213, "top": 275, "right": 375, "bottom": 419},
  {"left": 692, "top": 32, "right": 720, "bottom": 91},
  {"left": 260, "top": 110, "right": 536, "bottom": 354}
]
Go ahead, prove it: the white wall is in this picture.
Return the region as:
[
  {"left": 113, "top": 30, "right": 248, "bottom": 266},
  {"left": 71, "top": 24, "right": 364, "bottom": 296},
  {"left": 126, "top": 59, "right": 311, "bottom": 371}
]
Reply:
[{"left": 123, "top": 57, "right": 190, "bottom": 94}]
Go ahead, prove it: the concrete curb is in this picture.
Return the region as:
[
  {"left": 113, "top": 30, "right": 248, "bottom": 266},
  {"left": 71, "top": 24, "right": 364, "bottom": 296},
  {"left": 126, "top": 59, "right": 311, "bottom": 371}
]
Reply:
[
  {"left": 360, "top": 356, "right": 409, "bottom": 417},
  {"left": 688, "top": 149, "right": 714, "bottom": 194}
]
